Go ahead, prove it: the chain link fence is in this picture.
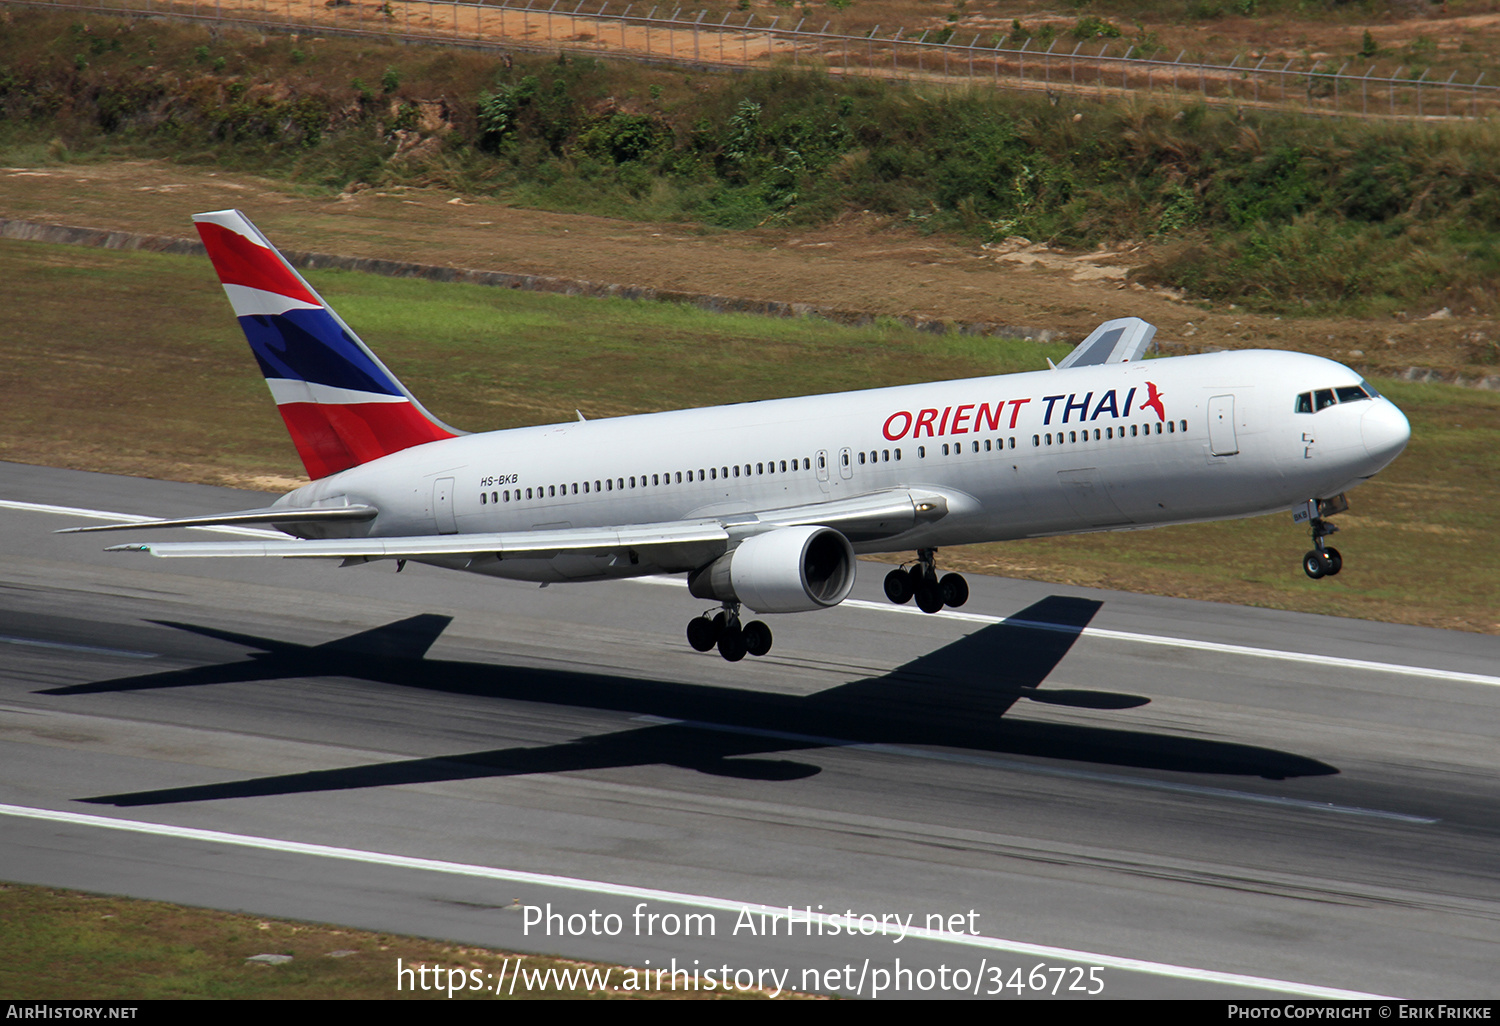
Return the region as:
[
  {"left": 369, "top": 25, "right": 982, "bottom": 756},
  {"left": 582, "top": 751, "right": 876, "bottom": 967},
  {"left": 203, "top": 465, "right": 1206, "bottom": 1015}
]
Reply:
[{"left": 9, "top": 0, "right": 1497, "bottom": 119}]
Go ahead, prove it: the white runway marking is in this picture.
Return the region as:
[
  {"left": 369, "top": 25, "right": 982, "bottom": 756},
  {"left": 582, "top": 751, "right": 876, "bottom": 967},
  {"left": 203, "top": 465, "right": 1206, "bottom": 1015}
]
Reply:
[
  {"left": 11, "top": 498, "right": 1496, "bottom": 687},
  {"left": 0, "top": 499, "right": 284, "bottom": 538},
  {"left": 638, "top": 577, "right": 1500, "bottom": 688},
  {"left": 630, "top": 715, "right": 1437, "bottom": 825},
  {"left": 0, "top": 801, "right": 1394, "bottom": 1000},
  {"left": 0, "top": 634, "right": 157, "bottom": 660}
]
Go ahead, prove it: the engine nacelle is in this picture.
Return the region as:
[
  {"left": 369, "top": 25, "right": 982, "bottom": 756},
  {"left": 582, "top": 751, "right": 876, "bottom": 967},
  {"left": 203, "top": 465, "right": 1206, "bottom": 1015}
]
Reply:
[{"left": 687, "top": 526, "right": 856, "bottom": 613}]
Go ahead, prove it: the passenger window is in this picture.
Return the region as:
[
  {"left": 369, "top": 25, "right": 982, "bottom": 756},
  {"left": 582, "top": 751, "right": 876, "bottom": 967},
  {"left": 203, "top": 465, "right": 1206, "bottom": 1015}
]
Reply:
[
  {"left": 1315, "top": 389, "right": 1337, "bottom": 411},
  {"left": 972, "top": 441, "right": 979, "bottom": 453},
  {"left": 526, "top": 488, "right": 533, "bottom": 499},
  {"left": 547, "top": 485, "right": 555, "bottom": 497},
  {"left": 480, "top": 493, "right": 487, "bottom": 505},
  {"left": 780, "top": 460, "right": 788, "bottom": 472},
  {"left": 858, "top": 452, "right": 866, "bottom": 465},
  {"left": 733, "top": 466, "right": 739, "bottom": 477},
  {"left": 984, "top": 440, "right": 992, "bottom": 452},
  {"left": 503, "top": 490, "right": 509, "bottom": 502},
  {"left": 572, "top": 483, "right": 578, "bottom": 494},
  {"left": 1131, "top": 425, "right": 1138, "bottom": 437},
  {"left": 757, "top": 463, "right": 764, "bottom": 474},
  {"left": 629, "top": 477, "right": 636, "bottom": 488},
  {"left": 1069, "top": 431, "right": 1077, "bottom": 443},
  {"left": 918, "top": 446, "right": 926, "bottom": 458},
  {"left": 1179, "top": 420, "right": 1186, "bottom": 432},
  {"left": 941, "top": 444, "right": 949, "bottom": 456},
  {"left": 894, "top": 448, "right": 901, "bottom": 460},
  {"left": 1155, "top": 422, "right": 1163, "bottom": 434},
  {"left": 803, "top": 458, "right": 811, "bottom": 470},
  {"left": 1032, "top": 435, "right": 1040, "bottom": 447}
]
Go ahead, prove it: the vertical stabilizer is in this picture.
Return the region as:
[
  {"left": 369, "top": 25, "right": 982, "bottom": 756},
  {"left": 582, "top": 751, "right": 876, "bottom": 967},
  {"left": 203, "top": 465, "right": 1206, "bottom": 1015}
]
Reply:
[{"left": 193, "top": 209, "right": 460, "bottom": 479}]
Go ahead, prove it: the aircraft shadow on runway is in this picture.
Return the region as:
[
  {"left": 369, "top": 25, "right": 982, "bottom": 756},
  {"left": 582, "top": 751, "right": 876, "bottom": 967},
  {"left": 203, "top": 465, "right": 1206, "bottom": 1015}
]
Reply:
[{"left": 49, "top": 596, "right": 1337, "bottom": 806}]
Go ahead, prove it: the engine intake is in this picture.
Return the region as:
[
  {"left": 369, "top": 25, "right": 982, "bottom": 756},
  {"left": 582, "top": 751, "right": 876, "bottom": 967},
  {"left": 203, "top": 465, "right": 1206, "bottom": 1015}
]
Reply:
[{"left": 687, "top": 526, "right": 856, "bottom": 613}]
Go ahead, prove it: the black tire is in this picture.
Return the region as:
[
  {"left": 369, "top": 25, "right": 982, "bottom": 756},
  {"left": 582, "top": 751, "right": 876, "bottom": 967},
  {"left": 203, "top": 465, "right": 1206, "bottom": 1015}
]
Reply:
[
  {"left": 743, "top": 620, "right": 773, "bottom": 657},
  {"left": 1324, "top": 547, "right": 1343, "bottom": 575},
  {"left": 884, "top": 568, "right": 914, "bottom": 604},
  {"left": 940, "top": 572, "right": 969, "bottom": 608},
  {"left": 686, "top": 616, "right": 719, "bottom": 652},
  {"left": 915, "top": 578, "right": 945, "bottom": 614},
  {"left": 1303, "top": 550, "right": 1326, "bottom": 580},
  {"left": 718, "top": 623, "right": 747, "bottom": 662}
]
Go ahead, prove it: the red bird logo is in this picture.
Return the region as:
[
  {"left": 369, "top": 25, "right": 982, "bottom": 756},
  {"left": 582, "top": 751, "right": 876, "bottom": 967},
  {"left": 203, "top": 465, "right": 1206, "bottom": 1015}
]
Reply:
[{"left": 1141, "top": 381, "right": 1166, "bottom": 421}]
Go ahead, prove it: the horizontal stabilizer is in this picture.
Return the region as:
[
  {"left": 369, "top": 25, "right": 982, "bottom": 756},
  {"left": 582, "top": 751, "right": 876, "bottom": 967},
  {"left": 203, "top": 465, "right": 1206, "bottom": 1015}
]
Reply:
[
  {"left": 58, "top": 505, "right": 378, "bottom": 534},
  {"left": 1055, "top": 317, "right": 1157, "bottom": 370}
]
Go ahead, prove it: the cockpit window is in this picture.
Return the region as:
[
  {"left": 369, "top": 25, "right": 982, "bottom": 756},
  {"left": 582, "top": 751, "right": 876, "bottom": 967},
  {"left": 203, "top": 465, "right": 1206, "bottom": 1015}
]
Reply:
[{"left": 1299, "top": 384, "right": 1376, "bottom": 413}]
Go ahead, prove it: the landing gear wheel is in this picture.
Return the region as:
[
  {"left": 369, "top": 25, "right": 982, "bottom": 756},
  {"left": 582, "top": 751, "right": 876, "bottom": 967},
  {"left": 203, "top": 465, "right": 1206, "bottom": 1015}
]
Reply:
[
  {"left": 884, "top": 568, "right": 915, "bottom": 604},
  {"left": 1303, "top": 550, "right": 1327, "bottom": 580},
  {"left": 717, "top": 622, "right": 747, "bottom": 662},
  {"left": 686, "top": 616, "right": 720, "bottom": 652},
  {"left": 743, "top": 620, "right": 773, "bottom": 657},
  {"left": 939, "top": 573, "right": 969, "bottom": 608},
  {"left": 1323, "top": 547, "right": 1343, "bottom": 576},
  {"left": 915, "top": 576, "right": 945, "bottom": 614}
]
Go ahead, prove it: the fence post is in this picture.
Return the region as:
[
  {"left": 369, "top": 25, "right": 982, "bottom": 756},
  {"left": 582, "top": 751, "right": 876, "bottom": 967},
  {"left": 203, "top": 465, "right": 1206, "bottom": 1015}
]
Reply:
[
  {"left": 892, "top": 28, "right": 902, "bottom": 75},
  {"left": 1473, "top": 71, "right": 1484, "bottom": 119},
  {"left": 792, "top": 16, "right": 803, "bottom": 66},
  {"left": 1391, "top": 65, "right": 1403, "bottom": 115},
  {"left": 1415, "top": 68, "right": 1428, "bottom": 118},
  {"left": 1018, "top": 37, "right": 1027, "bottom": 85}
]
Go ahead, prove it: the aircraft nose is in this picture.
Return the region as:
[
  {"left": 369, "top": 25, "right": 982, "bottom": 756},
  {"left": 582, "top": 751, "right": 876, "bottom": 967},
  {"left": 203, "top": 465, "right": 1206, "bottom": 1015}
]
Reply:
[{"left": 1361, "top": 400, "right": 1411, "bottom": 467}]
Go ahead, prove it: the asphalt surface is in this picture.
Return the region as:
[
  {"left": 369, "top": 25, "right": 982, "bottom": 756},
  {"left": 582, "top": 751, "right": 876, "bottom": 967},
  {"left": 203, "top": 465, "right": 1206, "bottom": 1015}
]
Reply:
[{"left": 1, "top": 461, "right": 1497, "bottom": 999}]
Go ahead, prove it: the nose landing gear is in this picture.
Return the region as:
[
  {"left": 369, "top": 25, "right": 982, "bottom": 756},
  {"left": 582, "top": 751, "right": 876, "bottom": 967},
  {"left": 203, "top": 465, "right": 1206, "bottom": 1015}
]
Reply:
[
  {"left": 1297, "top": 495, "right": 1347, "bottom": 579},
  {"left": 883, "top": 549, "right": 969, "bottom": 613},
  {"left": 687, "top": 603, "right": 773, "bottom": 661}
]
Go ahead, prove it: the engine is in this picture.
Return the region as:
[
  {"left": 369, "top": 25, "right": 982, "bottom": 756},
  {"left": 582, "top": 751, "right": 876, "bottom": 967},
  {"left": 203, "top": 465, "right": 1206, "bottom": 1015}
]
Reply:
[{"left": 687, "top": 526, "right": 856, "bottom": 613}]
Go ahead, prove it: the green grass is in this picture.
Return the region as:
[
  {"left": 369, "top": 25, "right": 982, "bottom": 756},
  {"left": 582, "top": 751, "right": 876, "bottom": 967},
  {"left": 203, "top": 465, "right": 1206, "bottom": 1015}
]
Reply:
[
  {"left": 0, "top": 883, "right": 774, "bottom": 999},
  {"left": 6, "top": 11, "right": 1500, "bottom": 317},
  {"left": 2, "top": 238, "right": 1495, "bottom": 633}
]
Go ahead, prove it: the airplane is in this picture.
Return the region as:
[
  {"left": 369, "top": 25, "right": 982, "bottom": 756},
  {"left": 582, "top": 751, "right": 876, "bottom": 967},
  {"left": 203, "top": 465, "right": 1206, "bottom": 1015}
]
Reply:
[{"left": 64, "top": 209, "right": 1412, "bottom": 662}]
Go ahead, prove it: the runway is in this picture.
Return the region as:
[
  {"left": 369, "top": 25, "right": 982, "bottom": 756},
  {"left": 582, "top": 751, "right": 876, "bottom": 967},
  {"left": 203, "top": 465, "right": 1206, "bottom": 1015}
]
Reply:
[{"left": 2, "top": 460, "right": 1497, "bottom": 999}]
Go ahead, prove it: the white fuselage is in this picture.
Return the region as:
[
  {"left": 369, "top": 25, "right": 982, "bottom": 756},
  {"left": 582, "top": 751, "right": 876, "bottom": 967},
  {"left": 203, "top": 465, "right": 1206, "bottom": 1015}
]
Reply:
[{"left": 278, "top": 350, "right": 1408, "bottom": 583}]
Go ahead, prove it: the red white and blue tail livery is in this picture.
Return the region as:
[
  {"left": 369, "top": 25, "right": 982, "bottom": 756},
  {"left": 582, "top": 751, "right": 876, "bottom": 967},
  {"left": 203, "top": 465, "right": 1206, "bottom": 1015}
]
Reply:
[
  {"left": 67, "top": 211, "right": 1411, "bottom": 662},
  {"left": 192, "top": 209, "right": 459, "bottom": 479}
]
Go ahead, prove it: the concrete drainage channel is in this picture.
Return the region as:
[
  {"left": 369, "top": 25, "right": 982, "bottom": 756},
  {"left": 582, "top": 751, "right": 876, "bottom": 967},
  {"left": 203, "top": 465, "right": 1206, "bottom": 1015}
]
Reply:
[{"left": 0, "top": 216, "right": 1064, "bottom": 343}]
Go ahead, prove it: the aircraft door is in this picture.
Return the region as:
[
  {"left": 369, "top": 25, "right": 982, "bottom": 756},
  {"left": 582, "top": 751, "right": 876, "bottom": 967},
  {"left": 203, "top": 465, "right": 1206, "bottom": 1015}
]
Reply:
[
  {"left": 816, "top": 449, "right": 830, "bottom": 494},
  {"left": 1208, "top": 395, "right": 1240, "bottom": 456},
  {"left": 838, "top": 447, "right": 853, "bottom": 480},
  {"left": 433, "top": 477, "right": 457, "bottom": 534}
]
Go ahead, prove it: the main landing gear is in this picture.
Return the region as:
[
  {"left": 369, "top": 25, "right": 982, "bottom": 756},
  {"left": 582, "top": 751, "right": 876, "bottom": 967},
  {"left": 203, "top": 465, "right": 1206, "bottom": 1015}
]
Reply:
[
  {"left": 687, "top": 603, "right": 773, "bottom": 662},
  {"left": 1299, "top": 494, "right": 1348, "bottom": 580},
  {"left": 883, "top": 548, "right": 969, "bottom": 614}
]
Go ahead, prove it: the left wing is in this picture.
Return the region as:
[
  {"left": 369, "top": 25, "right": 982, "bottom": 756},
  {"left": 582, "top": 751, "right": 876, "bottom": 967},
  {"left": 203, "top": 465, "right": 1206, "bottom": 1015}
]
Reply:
[
  {"left": 100, "top": 488, "right": 953, "bottom": 566},
  {"left": 1055, "top": 317, "right": 1157, "bottom": 370}
]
